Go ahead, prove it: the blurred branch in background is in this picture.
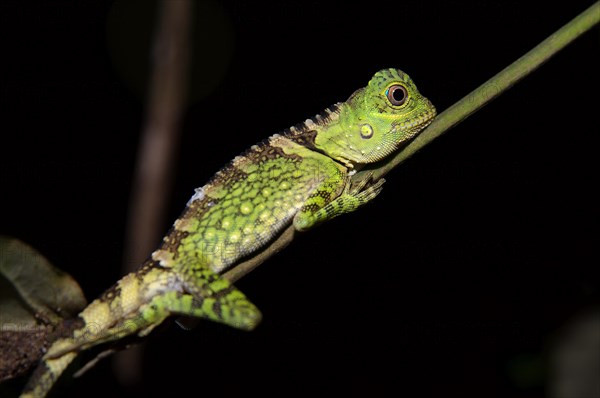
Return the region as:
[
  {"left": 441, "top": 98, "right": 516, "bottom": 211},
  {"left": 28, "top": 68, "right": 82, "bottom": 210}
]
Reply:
[
  {"left": 116, "top": 0, "right": 193, "bottom": 385},
  {"left": 549, "top": 308, "right": 600, "bottom": 398}
]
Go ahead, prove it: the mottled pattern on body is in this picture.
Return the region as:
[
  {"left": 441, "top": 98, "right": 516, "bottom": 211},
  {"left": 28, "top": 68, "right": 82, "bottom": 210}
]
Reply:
[{"left": 171, "top": 136, "right": 343, "bottom": 273}]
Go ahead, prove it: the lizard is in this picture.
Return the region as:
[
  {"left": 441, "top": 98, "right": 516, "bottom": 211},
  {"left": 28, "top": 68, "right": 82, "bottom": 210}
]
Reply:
[{"left": 20, "top": 68, "right": 436, "bottom": 397}]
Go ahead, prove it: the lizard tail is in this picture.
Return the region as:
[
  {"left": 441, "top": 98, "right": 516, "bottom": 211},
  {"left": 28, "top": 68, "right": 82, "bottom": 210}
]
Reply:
[{"left": 20, "top": 351, "right": 77, "bottom": 398}]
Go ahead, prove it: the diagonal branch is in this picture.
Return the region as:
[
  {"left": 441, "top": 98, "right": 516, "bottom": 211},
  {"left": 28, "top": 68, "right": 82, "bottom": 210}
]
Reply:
[{"left": 223, "top": 1, "right": 600, "bottom": 283}]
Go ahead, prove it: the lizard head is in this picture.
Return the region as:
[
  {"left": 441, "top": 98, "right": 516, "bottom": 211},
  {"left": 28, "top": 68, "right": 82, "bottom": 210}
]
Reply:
[{"left": 315, "top": 68, "right": 436, "bottom": 166}]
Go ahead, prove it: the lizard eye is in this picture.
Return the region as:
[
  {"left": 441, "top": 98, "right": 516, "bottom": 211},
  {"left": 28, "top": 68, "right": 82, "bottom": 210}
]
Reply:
[{"left": 386, "top": 84, "right": 408, "bottom": 106}]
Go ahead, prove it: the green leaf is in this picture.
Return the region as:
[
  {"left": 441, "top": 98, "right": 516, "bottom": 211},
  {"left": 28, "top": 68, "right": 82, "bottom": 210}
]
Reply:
[{"left": 0, "top": 236, "right": 87, "bottom": 326}]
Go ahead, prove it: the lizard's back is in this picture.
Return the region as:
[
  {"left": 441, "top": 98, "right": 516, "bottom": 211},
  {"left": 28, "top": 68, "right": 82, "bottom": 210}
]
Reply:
[{"left": 155, "top": 104, "right": 345, "bottom": 274}]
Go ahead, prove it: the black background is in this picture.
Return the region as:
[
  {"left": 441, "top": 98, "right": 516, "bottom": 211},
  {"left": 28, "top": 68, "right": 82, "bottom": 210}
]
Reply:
[{"left": 1, "top": 1, "right": 598, "bottom": 397}]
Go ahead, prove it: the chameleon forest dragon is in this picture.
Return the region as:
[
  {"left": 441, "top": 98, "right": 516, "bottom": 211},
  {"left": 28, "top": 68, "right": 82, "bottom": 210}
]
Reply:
[{"left": 21, "top": 68, "right": 436, "bottom": 397}]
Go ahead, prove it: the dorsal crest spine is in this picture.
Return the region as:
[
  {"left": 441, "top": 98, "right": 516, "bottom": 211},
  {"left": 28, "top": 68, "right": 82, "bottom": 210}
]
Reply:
[{"left": 282, "top": 102, "right": 342, "bottom": 137}]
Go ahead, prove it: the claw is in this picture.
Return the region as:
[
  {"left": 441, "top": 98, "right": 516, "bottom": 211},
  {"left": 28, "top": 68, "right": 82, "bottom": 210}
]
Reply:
[
  {"left": 349, "top": 171, "right": 375, "bottom": 194},
  {"left": 356, "top": 178, "right": 385, "bottom": 201}
]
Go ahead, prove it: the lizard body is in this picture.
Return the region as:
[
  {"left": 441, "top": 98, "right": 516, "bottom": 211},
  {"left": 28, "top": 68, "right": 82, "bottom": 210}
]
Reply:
[{"left": 21, "top": 68, "right": 435, "bottom": 397}]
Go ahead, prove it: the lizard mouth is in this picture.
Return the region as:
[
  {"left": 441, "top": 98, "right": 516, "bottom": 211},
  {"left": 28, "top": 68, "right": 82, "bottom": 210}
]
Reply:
[
  {"left": 394, "top": 101, "right": 437, "bottom": 136},
  {"left": 327, "top": 99, "right": 437, "bottom": 166},
  {"left": 365, "top": 102, "right": 437, "bottom": 161}
]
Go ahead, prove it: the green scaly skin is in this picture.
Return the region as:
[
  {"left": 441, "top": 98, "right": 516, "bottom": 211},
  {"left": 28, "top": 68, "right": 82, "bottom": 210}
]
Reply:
[{"left": 21, "top": 68, "right": 436, "bottom": 397}]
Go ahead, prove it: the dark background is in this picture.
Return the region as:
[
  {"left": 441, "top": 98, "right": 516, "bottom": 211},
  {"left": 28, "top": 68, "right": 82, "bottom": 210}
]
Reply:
[{"left": 1, "top": 1, "right": 598, "bottom": 397}]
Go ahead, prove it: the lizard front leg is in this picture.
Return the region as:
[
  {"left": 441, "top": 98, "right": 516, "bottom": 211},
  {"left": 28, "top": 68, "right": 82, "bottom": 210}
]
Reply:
[{"left": 293, "top": 164, "right": 385, "bottom": 231}]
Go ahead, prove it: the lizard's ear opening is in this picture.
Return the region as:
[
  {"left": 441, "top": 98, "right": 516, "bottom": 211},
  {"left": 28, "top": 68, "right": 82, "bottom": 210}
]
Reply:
[{"left": 359, "top": 124, "right": 374, "bottom": 139}]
